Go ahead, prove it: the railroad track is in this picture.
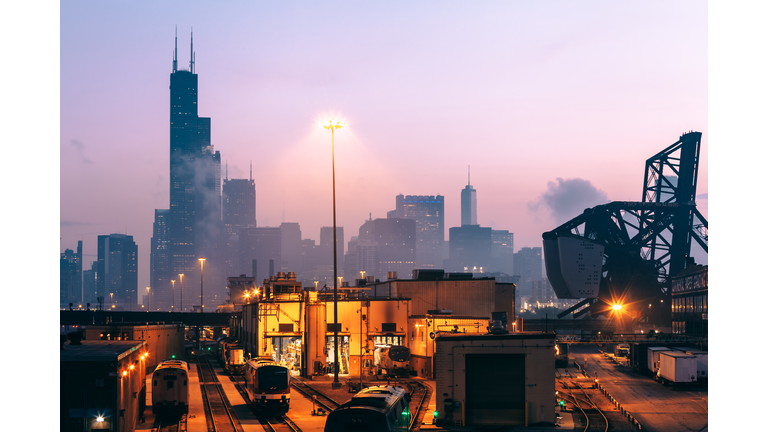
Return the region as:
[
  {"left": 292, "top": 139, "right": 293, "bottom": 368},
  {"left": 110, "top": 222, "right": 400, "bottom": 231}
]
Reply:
[
  {"left": 405, "top": 380, "right": 430, "bottom": 431},
  {"left": 154, "top": 414, "right": 186, "bottom": 432},
  {"left": 290, "top": 379, "right": 341, "bottom": 413},
  {"left": 263, "top": 415, "right": 301, "bottom": 432},
  {"left": 560, "top": 380, "right": 609, "bottom": 432},
  {"left": 197, "top": 356, "right": 243, "bottom": 432}
]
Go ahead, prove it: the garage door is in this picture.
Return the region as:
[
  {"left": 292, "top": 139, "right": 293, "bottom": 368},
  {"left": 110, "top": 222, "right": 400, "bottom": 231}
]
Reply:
[{"left": 465, "top": 353, "right": 525, "bottom": 426}]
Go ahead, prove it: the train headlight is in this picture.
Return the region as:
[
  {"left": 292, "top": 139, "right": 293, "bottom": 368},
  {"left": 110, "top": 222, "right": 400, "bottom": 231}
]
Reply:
[{"left": 96, "top": 416, "right": 104, "bottom": 422}]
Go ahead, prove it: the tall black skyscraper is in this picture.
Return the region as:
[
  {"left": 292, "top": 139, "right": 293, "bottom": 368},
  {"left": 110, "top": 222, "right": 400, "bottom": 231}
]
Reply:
[
  {"left": 222, "top": 176, "right": 257, "bottom": 279},
  {"left": 168, "top": 31, "right": 223, "bottom": 307}
]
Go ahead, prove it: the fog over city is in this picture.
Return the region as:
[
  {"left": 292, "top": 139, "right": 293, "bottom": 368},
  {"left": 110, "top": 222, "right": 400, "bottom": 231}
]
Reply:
[{"left": 60, "top": 1, "right": 707, "bottom": 298}]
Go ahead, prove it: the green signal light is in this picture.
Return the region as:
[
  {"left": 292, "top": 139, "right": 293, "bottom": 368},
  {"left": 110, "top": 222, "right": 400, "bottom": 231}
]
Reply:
[
  {"left": 433, "top": 410, "right": 438, "bottom": 418},
  {"left": 559, "top": 400, "right": 564, "bottom": 406},
  {"left": 171, "top": 355, "right": 175, "bottom": 358}
]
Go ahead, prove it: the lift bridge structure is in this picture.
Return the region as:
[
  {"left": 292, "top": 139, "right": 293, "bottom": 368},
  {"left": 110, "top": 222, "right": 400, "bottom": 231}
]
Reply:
[{"left": 543, "top": 131, "right": 707, "bottom": 326}]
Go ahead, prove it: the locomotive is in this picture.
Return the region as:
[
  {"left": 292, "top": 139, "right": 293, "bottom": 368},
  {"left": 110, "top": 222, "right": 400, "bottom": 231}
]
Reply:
[
  {"left": 244, "top": 357, "right": 291, "bottom": 413},
  {"left": 374, "top": 345, "right": 411, "bottom": 377}
]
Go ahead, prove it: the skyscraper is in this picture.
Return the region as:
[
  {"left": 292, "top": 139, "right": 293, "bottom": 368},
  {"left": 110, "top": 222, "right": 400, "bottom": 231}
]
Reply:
[
  {"left": 60, "top": 247, "right": 81, "bottom": 307},
  {"left": 357, "top": 217, "right": 415, "bottom": 280},
  {"left": 444, "top": 225, "right": 492, "bottom": 273},
  {"left": 168, "top": 31, "right": 222, "bottom": 292},
  {"left": 513, "top": 247, "right": 543, "bottom": 283},
  {"left": 223, "top": 177, "right": 256, "bottom": 236},
  {"left": 491, "top": 229, "right": 514, "bottom": 274},
  {"left": 461, "top": 167, "right": 477, "bottom": 226},
  {"left": 280, "top": 222, "right": 303, "bottom": 274},
  {"left": 150, "top": 209, "right": 171, "bottom": 310},
  {"left": 96, "top": 234, "right": 138, "bottom": 309},
  {"left": 320, "top": 226, "right": 345, "bottom": 269},
  {"left": 394, "top": 194, "right": 444, "bottom": 268}
]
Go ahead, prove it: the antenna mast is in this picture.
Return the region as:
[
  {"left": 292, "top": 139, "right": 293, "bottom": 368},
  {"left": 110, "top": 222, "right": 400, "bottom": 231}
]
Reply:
[
  {"left": 190, "top": 28, "right": 195, "bottom": 73},
  {"left": 173, "top": 26, "right": 178, "bottom": 72}
]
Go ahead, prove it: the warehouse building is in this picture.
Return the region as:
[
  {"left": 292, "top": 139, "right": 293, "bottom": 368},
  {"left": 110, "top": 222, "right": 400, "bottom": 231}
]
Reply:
[
  {"left": 61, "top": 337, "right": 149, "bottom": 432},
  {"left": 433, "top": 331, "right": 556, "bottom": 427}
]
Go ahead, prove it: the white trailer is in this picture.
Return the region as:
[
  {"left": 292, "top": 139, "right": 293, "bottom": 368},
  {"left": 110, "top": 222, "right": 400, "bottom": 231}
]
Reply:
[
  {"left": 658, "top": 351, "right": 697, "bottom": 384},
  {"left": 647, "top": 347, "right": 670, "bottom": 374},
  {"left": 686, "top": 349, "right": 708, "bottom": 380}
]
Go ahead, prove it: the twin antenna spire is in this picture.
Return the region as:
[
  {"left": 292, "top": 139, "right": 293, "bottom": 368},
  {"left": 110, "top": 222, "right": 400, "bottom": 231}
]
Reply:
[{"left": 172, "top": 26, "right": 195, "bottom": 73}]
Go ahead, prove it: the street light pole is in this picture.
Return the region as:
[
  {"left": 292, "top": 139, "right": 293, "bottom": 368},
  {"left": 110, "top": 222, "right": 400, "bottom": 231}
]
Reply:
[
  {"left": 322, "top": 118, "right": 345, "bottom": 388},
  {"left": 179, "top": 274, "right": 184, "bottom": 312},
  {"left": 146, "top": 287, "right": 150, "bottom": 312},
  {"left": 171, "top": 280, "right": 176, "bottom": 312},
  {"left": 199, "top": 257, "right": 206, "bottom": 312}
]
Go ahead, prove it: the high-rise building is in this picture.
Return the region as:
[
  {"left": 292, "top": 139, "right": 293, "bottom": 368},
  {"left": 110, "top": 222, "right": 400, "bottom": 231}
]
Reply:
[
  {"left": 513, "top": 247, "right": 543, "bottom": 283},
  {"left": 82, "top": 262, "right": 97, "bottom": 305},
  {"left": 443, "top": 225, "right": 492, "bottom": 273},
  {"left": 168, "top": 32, "right": 223, "bottom": 296},
  {"left": 223, "top": 177, "right": 256, "bottom": 236},
  {"left": 150, "top": 209, "right": 171, "bottom": 310},
  {"left": 319, "top": 226, "right": 344, "bottom": 270},
  {"left": 394, "top": 194, "right": 444, "bottom": 268},
  {"left": 239, "top": 227, "right": 282, "bottom": 285},
  {"left": 280, "top": 223, "right": 302, "bottom": 274},
  {"left": 357, "top": 218, "right": 415, "bottom": 280},
  {"left": 461, "top": 169, "right": 477, "bottom": 226},
  {"left": 222, "top": 177, "right": 257, "bottom": 280},
  {"left": 60, "top": 246, "right": 81, "bottom": 306},
  {"left": 491, "top": 230, "right": 514, "bottom": 274},
  {"left": 96, "top": 234, "right": 138, "bottom": 309}
]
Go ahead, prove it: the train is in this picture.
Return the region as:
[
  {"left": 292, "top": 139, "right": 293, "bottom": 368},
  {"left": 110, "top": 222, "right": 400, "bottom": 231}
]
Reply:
[
  {"left": 151, "top": 360, "right": 190, "bottom": 415},
  {"left": 324, "top": 385, "right": 411, "bottom": 432},
  {"left": 217, "top": 338, "right": 246, "bottom": 375},
  {"left": 374, "top": 345, "right": 411, "bottom": 377},
  {"left": 244, "top": 357, "right": 291, "bottom": 413}
]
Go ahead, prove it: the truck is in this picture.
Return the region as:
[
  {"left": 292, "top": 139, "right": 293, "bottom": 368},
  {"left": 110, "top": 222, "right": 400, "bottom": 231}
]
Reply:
[
  {"left": 685, "top": 349, "right": 708, "bottom": 380},
  {"left": 657, "top": 351, "right": 697, "bottom": 385},
  {"left": 647, "top": 346, "right": 670, "bottom": 374}
]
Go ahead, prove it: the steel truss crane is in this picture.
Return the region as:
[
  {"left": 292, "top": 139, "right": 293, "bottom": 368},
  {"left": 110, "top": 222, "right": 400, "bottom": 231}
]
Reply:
[{"left": 543, "top": 132, "right": 707, "bottom": 326}]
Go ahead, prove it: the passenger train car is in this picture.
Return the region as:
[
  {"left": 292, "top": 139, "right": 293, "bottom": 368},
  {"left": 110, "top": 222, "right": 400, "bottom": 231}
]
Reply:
[
  {"left": 152, "top": 360, "right": 190, "bottom": 415},
  {"left": 324, "top": 386, "right": 411, "bottom": 432},
  {"left": 244, "top": 357, "right": 291, "bottom": 413},
  {"left": 374, "top": 345, "right": 411, "bottom": 377}
]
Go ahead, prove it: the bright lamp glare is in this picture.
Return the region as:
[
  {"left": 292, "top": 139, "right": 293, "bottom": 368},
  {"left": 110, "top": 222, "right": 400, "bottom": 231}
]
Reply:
[
  {"left": 612, "top": 304, "right": 622, "bottom": 311},
  {"left": 96, "top": 416, "right": 104, "bottom": 422}
]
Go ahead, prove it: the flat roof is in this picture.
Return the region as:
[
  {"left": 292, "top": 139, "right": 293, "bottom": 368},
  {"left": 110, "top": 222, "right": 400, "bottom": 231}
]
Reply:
[
  {"left": 435, "top": 332, "right": 555, "bottom": 342},
  {"left": 60, "top": 340, "right": 145, "bottom": 362}
]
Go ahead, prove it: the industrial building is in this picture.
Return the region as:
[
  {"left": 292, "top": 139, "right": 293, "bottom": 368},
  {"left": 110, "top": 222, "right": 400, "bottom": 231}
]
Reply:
[
  {"left": 433, "top": 331, "right": 556, "bottom": 427},
  {"left": 61, "top": 337, "right": 149, "bottom": 432},
  {"left": 238, "top": 270, "right": 515, "bottom": 380}
]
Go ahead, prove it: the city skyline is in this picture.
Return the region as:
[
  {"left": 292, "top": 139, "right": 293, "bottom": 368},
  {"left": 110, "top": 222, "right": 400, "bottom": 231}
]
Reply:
[{"left": 60, "top": 2, "right": 708, "bottom": 295}]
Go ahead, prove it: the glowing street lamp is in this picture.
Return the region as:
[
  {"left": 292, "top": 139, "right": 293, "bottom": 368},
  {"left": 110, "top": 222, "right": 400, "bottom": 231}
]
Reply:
[
  {"left": 171, "top": 279, "right": 176, "bottom": 311},
  {"left": 612, "top": 304, "right": 622, "bottom": 311},
  {"left": 179, "top": 274, "right": 184, "bottom": 312},
  {"left": 321, "top": 118, "right": 345, "bottom": 387},
  {"left": 146, "top": 287, "right": 150, "bottom": 311},
  {"left": 199, "top": 257, "right": 206, "bottom": 312}
]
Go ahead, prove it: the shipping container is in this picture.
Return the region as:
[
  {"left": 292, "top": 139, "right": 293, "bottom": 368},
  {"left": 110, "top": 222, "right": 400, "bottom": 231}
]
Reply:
[
  {"left": 647, "top": 347, "right": 671, "bottom": 374},
  {"left": 658, "top": 351, "right": 697, "bottom": 384},
  {"left": 685, "top": 349, "right": 708, "bottom": 380}
]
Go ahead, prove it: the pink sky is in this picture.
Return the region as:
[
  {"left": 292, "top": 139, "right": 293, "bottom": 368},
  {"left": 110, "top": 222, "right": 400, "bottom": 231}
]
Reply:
[{"left": 59, "top": 1, "right": 707, "bottom": 291}]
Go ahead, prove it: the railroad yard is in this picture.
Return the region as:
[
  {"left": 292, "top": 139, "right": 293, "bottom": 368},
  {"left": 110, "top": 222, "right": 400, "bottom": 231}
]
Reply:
[{"left": 139, "top": 350, "right": 433, "bottom": 432}]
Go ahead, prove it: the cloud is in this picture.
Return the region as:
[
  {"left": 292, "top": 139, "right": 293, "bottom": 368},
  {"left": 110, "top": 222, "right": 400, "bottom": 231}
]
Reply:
[
  {"left": 696, "top": 193, "right": 708, "bottom": 200},
  {"left": 70, "top": 139, "right": 93, "bottom": 164},
  {"left": 529, "top": 178, "right": 609, "bottom": 224}
]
